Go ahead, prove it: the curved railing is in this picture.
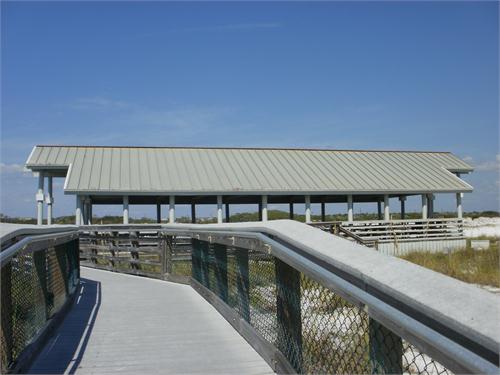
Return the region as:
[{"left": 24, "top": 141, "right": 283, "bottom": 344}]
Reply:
[
  {"left": 80, "top": 221, "right": 499, "bottom": 374},
  {"left": 0, "top": 226, "right": 80, "bottom": 373}
]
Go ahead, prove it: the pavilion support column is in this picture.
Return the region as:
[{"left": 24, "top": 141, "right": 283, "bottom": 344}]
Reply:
[
  {"left": 156, "top": 201, "right": 161, "bottom": 224},
  {"left": 305, "top": 195, "right": 311, "bottom": 223},
  {"left": 86, "top": 197, "right": 92, "bottom": 225},
  {"left": 46, "top": 176, "right": 53, "bottom": 225},
  {"left": 225, "top": 203, "right": 230, "bottom": 223},
  {"left": 36, "top": 172, "right": 44, "bottom": 225},
  {"left": 383, "top": 195, "right": 390, "bottom": 221},
  {"left": 456, "top": 193, "right": 463, "bottom": 219},
  {"left": 347, "top": 195, "right": 353, "bottom": 223},
  {"left": 217, "top": 195, "right": 223, "bottom": 224},
  {"left": 261, "top": 195, "right": 268, "bottom": 222},
  {"left": 75, "top": 195, "right": 83, "bottom": 226},
  {"left": 427, "top": 194, "right": 435, "bottom": 218},
  {"left": 123, "top": 196, "right": 129, "bottom": 224},
  {"left": 169, "top": 196, "right": 175, "bottom": 224},
  {"left": 191, "top": 202, "right": 196, "bottom": 224},
  {"left": 421, "top": 194, "right": 428, "bottom": 219},
  {"left": 321, "top": 200, "right": 326, "bottom": 222},
  {"left": 377, "top": 199, "right": 382, "bottom": 220},
  {"left": 289, "top": 201, "right": 294, "bottom": 220},
  {"left": 399, "top": 196, "right": 406, "bottom": 220},
  {"left": 258, "top": 202, "right": 263, "bottom": 221}
]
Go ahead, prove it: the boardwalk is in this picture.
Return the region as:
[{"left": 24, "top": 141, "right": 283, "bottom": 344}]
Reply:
[{"left": 28, "top": 267, "right": 273, "bottom": 374}]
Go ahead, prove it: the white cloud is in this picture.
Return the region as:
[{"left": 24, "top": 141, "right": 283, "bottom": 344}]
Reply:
[
  {"left": 474, "top": 154, "right": 500, "bottom": 172},
  {"left": 71, "top": 96, "right": 130, "bottom": 111},
  {"left": 0, "top": 163, "right": 29, "bottom": 174}
]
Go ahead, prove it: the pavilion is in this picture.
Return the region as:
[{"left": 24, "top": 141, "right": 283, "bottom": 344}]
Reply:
[{"left": 25, "top": 145, "right": 473, "bottom": 227}]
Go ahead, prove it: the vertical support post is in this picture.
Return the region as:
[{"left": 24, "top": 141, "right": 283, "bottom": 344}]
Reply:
[
  {"left": 225, "top": 203, "right": 230, "bottom": 223},
  {"left": 213, "top": 243, "right": 228, "bottom": 302},
  {"left": 261, "top": 195, "right": 268, "bottom": 222},
  {"left": 46, "top": 176, "right": 53, "bottom": 225},
  {"left": 191, "top": 201, "right": 196, "bottom": 224},
  {"left": 88, "top": 201, "right": 92, "bottom": 225},
  {"left": 34, "top": 250, "right": 50, "bottom": 319},
  {"left": 217, "top": 195, "right": 223, "bottom": 224},
  {"left": 75, "top": 195, "right": 82, "bottom": 226},
  {"left": 200, "top": 241, "right": 210, "bottom": 289},
  {"left": 258, "top": 202, "right": 263, "bottom": 221},
  {"left": 289, "top": 201, "right": 294, "bottom": 220},
  {"left": 456, "top": 192, "right": 463, "bottom": 219},
  {"left": 399, "top": 196, "right": 406, "bottom": 220},
  {"left": 275, "top": 259, "right": 303, "bottom": 372},
  {"left": 156, "top": 201, "right": 161, "bottom": 224},
  {"left": 36, "top": 172, "right": 44, "bottom": 225},
  {"left": 384, "top": 195, "right": 390, "bottom": 221},
  {"left": 347, "top": 194, "right": 354, "bottom": 222},
  {"left": 421, "top": 194, "right": 428, "bottom": 219},
  {"left": 321, "top": 200, "right": 326, "bottom": 222},
  {"left": 123, "top": 196, "right": 129, "bottom": 224},
  {"left": 235, "top": 248, "right": 250, "bottom": 322},
  {"left": 1, "top": 263, "right": 13, "bottom": 372},
  {"left": 369, "top": 318, "right": 403, "bottom": 374},
  {"left": 377, "top": 199, "right": 382, "bottom": 220},
  {"left": 305, "top": 195, "right": 311, "bottom": 223},
  {"left": 191, "top": 239, "right": 202, "bottom": 282},
  {"left": 427, "top": 193, "right": 434, "bottom": 218},
  {"left": 169, "top": 195, "right": 175, "bottom": 223}
]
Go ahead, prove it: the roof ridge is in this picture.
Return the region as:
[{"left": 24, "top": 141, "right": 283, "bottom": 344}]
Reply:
[{"left": 34, "top": 145, "right": 452, "bottom": 154}]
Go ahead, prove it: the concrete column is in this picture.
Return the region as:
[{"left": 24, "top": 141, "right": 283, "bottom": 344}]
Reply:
[
  {"left": 85, "top": 197, "right": 92, "bottom": 225},
  {"left": 347, "top": 195, "right": 353, "bottom": 223},
  {"left": 384, "top": 195, "right": 390, "bottom": 221},
  {"left": 377, "top": 199, "right": 382, "bottom": 220},
  {"left": 123, "top": 196, "right": 129, "bottom": 224},
  {"left": 305, "top": 195, "right": 311, "bottom": 223},
  {"left": 36, "top": 172, "right": 44, "bottom": 225},
  {"left": 75, "top": 195, "right": 82, "bottom": 226},
  {"left": 169, "top": 196, "right": 175, "bottom": 224},
  {"left": 399, "top": 196, "right": 406, "bottom": 220},
  {"left": 421, "top": 194, "right": 428, "bottom": 219},
  {"left": 261, "top": 195, "right": 268, "bottom": 222},
  {"left": 428, "top": 194, "right": 435, "bottom": 218},
  {"left": 46, "top": 176, "right": 53, "bottom": 225},
  {"left": 191, "top": 202, "right": 196, "bottom": 224},
  {"left": 156, "top": 202, "right": 161, "bottom": 224},
  {"left": 217, "top": 195, "right": 223, "bottom": 224},
  {"left": 456, "top": 193, "right": 463, "bottom": 219}
]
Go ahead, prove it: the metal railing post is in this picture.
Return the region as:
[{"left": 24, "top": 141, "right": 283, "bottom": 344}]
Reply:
[
  {"left": 200, "top": 241, "right": 211, "bottom": 289},
  {"left": 369, "top": 318, "right": 403, "bottom": 374},
  {"left": 0, "top": 263, "right": 13, "bottom": 371},
  {"left": 213, "top": 243, "right": 228, "bottom": 303},
  {"left": 235, "top": 248, "right": 250, "bottom": 322},
  {"left": 275, "top": 258, "right": 303, "bottom": 372},
  {"left": 165, "top": 235, "right": 173, "bottom": 276},
  {"left": 191, "top": 239, "right": 202, "bottom": 283},
  {"left": 33, "top": 250, "right": 50, "bottom": 319}
]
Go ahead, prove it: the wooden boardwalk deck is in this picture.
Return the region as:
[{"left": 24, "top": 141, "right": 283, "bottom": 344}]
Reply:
[{"left": 28, "top": 267, "right": 273, "bottom": 374}]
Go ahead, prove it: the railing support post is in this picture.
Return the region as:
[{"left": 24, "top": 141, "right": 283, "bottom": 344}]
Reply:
[
  {"left": 213, "top": 244, "right": 228, "bottom": 303},
  {"left": 0, "top": 263, "right": 13, "bottom": 371},
  {"left": 191, "top": 239, "right": 202, "bottom": 283},
  {"left": 34, "top": 250, "right": 50, "bottom": 319},
  {"left": 235, "top": 248, "right": 250, "bottom": 322},
  {"left": 275, "top": 258, "right": 302, "bottom": 372},
  {"left": 200, "top": 241, "right": 210, "bottom": 289},
  {"left": 369, "top": 318, "right": 403, "bottom": 374}
]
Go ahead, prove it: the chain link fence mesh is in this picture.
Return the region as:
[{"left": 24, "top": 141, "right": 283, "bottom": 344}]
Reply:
[
  {"left": 1, "top": 239, "right": 79, "bottom": 372},
  {"left": 192, "top": 240, "right": 452, "bottom": 375}
]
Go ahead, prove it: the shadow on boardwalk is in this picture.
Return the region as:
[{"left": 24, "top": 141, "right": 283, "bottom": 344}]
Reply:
[{"left": 28, "top": 278, "right": 101, "bottom": 374}]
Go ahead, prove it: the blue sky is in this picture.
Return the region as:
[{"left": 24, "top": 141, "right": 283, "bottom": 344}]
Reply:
[{"left": 1, "top": 1, "right": 498, "bottom": 218}]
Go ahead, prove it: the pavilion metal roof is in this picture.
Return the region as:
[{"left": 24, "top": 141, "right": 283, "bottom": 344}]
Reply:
[{"left": 25, "top": 145, "right": 473, "bottom": 195}]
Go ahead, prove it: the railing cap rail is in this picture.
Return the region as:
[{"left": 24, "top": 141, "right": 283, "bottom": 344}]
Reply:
[{"left": 0, "top": 223, "right": 77, "bottom": 250}]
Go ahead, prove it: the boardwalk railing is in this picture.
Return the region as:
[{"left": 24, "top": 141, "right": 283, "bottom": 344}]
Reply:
[
  {"left": 0, "top": 227, "right": 79, "bottom": 373},
  {"left": 310, "top": 218, "right": 464, "bottom": 243},
  {"left": 80, "top": 221, "right": 498, "bottom": 374}
]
